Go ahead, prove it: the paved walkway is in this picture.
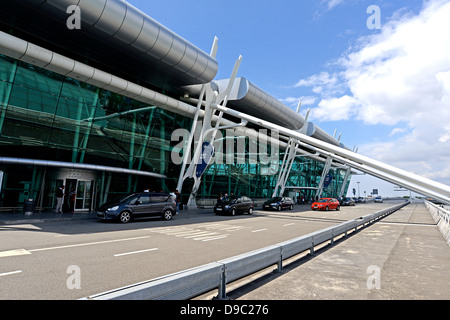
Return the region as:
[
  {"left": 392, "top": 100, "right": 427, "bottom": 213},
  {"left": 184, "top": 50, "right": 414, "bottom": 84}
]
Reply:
[
  {"left": 0, "top": 210, "right": 97, "bottom": 225},
  {"left": 0, "top": 207, "right": 204, "bottom": 225},
  {"left": 2, "top": 202, "right": 449, "bottom": 300},
  {"left": 234, "top": 203, "right": 450, "bottom": 300}
]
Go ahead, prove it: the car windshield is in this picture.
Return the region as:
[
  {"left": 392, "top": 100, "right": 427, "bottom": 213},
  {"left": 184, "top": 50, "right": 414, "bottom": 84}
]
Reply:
[
  {"left": 269, "top": 197, "right": 282, "bottom": 202},
  {"left": 318, "top": 199, "right": 329, "bottom": 203},
  {"left": 231, "top": 196, "right": 241, "bottom": 203},
  {"left": 109, "top": 193, "right": 137, "bottom": 203}
]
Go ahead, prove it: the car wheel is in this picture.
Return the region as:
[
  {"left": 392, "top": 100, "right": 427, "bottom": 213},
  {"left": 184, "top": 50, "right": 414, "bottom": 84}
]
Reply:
[
  {"left": 231, "top": 208, "right": 236, "bottom": 216},
  {"left": 289, "top": 204, "right": 293, "bottom": 210},
  {"left": 119, "top": 211, "right": 131, "bottom": 224},
  {"left": 248, "top": 207, "right": 253, "bottom": 215},
  {"left": 277, "top": 205, "right": 281, "bottom": 211},
  {"left": 325, "top": 206, "right": 329, "bottom": 211},
  {"left": 162, "top": 209, "right": 173, "bottom": 221},
  {"left": 336, "top": 205, "right": 340, "bottom": 211}
]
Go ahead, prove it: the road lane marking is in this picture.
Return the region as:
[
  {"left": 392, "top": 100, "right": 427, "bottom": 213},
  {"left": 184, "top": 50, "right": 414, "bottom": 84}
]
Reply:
[
  {"left": 199, "top": 235, "right": 229, "bottom": 241},
  {"left": 202, "top": 224, "right": 250, "bottom": 231},
  {"left": 185, "top": 232, "right": 219, "bottom": 239},
  {"left": 28, "top": 236, "right": 151, "bottom": 252},
  {"left": 0, "top": 270, "right": 22, "bottom": 277},
  {"left": 150, "top": 227, "right": 188, "bottom": 232},
  {"left": 217, "top": 226, "right": 245, "bottom": 231},
  {"left": 167, "top": 229, "right": 201, "bottom": 236},
  {"left": 199, "top": 224, "right": 224, "bottom": 229},
  {"left": 283, "top": 223, "right": 295, "bottom": 226},
  {"left": 0, "top": 249, "right": 32, "bottom": 258},
  {"left": 252, "top": 229, "right": 268, "bottom": 233},
  {"left": 114, "top": 248, "right": 158, "bottom": 257}
]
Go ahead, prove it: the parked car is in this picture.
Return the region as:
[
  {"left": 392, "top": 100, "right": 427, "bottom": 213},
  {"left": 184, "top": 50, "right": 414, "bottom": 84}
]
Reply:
[
  {"left": 341, "top": 197, "right": 355, "bottom": 206},
  {"left": 263, "top": 197, "right": 294, "bottom": 211},
  {"left": 355, "top": 197, "right": 366, "bottom": 203},
  {"left": 311, "top": 198, "right": 340, "bottom": 211},
  {"left": 96, "top": 192, "right": 176, "bottom": 223},
  {"left": 374, "top": 196, "right": 383, "bottom": 203},
  {"left": 214, "top": 196, "right": 254, "bottom": 215}
]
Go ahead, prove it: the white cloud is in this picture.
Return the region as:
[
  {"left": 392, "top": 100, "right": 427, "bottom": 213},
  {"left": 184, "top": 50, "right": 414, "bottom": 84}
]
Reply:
[
  {"left": 294, "top": 71, "right": 338, "bottom": 88},
  {"left": 293, "top": 0, "right": 450, "bottom": 185},
  {"left": 345, "top": 1, "right": 450, "bottom": 185},
  {"left": 280, "top": 96, "right": 317, "bottom": 109},
  {"left": 342, "top": 0, "right": 450, "bottom": 127},
  {"left": 326, "top": 0, "right": 345, "bottom": 10},
  {"left": 389, "top": 128, "right": 407, "bottom": 137},
  {"left": 312, "top": 95, "right": 357, "bottom": 121},
  {"left": 293, "top": 72, "right": 342, "bottom": 97},
  {"left": 438, "top": 125, "right": 450, "bottom": 143}
]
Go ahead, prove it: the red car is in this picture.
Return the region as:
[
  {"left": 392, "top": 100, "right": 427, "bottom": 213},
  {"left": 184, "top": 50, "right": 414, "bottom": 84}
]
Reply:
[{"left": 311, "top": 198, "right": 340, "bottom": 211}]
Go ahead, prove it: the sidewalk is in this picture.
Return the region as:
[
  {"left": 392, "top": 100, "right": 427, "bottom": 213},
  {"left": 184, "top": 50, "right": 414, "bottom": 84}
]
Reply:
[
  {"left": 0, "top": 206, "right": 206, "bottom": 225},
  {"left": 234, "top": 203, "right": 450, "bottom": 300},
  {"left": 0, "top": 209, "right": 97, "bottom": 225}
]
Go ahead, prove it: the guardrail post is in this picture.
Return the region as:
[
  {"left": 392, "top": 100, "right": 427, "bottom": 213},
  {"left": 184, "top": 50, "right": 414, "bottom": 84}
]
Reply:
[
  {"left": 216, "top": 265, "right": 228, "bottom": 300},
  {"left": 276, "top": 247, "right": 283, "bottom": 273},
  {"left": 309, "top": 240, "right": 315, "bottom": 256}
]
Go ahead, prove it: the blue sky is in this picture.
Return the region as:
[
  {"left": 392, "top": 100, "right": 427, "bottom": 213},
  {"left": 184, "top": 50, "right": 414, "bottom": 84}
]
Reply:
[{"left": 127, "top": 0, "right": 450, "bottom": 197}]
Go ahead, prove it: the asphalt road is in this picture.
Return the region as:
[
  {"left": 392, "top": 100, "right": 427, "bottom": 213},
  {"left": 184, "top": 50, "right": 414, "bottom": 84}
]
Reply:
[{"left": 0, "top": 201, "right": 398, "bottom": 300}]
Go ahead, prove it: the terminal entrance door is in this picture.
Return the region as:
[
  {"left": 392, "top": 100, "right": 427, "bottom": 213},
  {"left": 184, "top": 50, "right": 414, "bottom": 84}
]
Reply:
[
  {"left": 75, "top": 180, "right": 92, "bottom": 211},
  {"left": 64, "top": 178, "right": 93, "bottom": 211}
]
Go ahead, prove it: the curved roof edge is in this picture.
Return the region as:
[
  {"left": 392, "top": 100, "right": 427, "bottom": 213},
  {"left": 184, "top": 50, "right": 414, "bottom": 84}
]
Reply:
[
  {"left": 23, "top": 0, "right": 218, "bottom": 85},
  {"left": 0, "top": 157, "right": 167, "bottom": 179},
  {"left": 183, "top": 77, "right": 305, "bottom": 130},
  {"left": 183, "top": 77, "right": 345, "bottom": 148}
]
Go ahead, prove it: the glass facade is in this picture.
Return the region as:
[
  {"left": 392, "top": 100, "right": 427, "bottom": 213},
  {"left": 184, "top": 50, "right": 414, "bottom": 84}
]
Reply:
[
  {"left": 0, "top": 54, "right": 189, "bottom": 208},
  {"left": 198, "top": 151, "right": 349, "bottom": 202},
  {"left": 0, "top": 54, "right": 350, "bottom": 210}
]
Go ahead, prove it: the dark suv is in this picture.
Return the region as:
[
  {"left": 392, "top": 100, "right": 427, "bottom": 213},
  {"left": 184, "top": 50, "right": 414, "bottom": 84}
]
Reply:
[
  {"left": 214, "top": 196, "right": 254, "bottom": 216},
  {"left": 96, "top": 192, "right": 176, "bottom": 223},
  {"left": 263, "top": 197, "right": 294, "bottom": 211}
]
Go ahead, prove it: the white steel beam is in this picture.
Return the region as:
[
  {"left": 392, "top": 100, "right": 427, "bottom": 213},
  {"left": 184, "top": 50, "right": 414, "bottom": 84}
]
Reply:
[{"left": 210, "top": 103, "right": 450, "bottom": 204}]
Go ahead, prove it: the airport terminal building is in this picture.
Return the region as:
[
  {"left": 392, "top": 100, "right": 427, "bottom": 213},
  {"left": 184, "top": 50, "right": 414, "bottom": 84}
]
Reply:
[{"left": 0, "top": 0, "right": 351, "bottom": 212}]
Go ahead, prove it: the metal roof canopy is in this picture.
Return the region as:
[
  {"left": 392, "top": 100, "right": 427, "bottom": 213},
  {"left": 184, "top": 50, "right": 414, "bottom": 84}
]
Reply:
[
  {"left": 0, "top": 157, "right": 166, "bottom": 179},
  {"left": 1, "top": 32, "right": 448, "bottom": 204},
  {"left": 0, "top": 0, "right": 218, "bottom": 90}
]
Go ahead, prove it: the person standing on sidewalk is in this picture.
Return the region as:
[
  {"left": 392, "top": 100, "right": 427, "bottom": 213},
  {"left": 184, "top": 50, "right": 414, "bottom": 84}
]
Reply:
[
  {"left": 175, "top": 189, "right": 181, "bottom": 213},
  {"left": 56, "top": 185, "right": 65, "bottom": 214},
  {"left": 68, "top": 187, "right": 76, "bottom": 214}
]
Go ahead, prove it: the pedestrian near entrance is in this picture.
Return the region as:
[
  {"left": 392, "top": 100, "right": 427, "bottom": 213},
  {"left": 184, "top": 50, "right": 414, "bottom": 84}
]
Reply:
[
  {"left": 175, "top": 189, "right": 181, "bottom": 212},
  {"left": 68, "top": 187, "right": 76, "bottom": 214},
  {"left": 56, "top": 185, "right": 65, "bottom": 214}
]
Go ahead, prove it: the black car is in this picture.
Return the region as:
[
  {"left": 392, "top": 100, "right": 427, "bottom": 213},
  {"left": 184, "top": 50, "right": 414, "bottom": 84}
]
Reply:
[
  {"left": 96, "top": 192, "right": 177, "bottom": 223},
  {"left": 214, "top": 196, "right": 254, "bottom": 215},
  {"left": 263, "top": 197, "right": 294, "bottom": 211},
  {"left": 340, "top": 197, "right": 356, "bottom": 206}
]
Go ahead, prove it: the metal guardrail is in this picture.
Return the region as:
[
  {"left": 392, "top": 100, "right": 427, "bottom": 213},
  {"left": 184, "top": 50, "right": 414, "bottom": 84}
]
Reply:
[
  {"left": 425, "top": 200, "right": 450, "bottom": 243},
  {"left": 82, "top": 201, "right": 409, "bottom": 300}
]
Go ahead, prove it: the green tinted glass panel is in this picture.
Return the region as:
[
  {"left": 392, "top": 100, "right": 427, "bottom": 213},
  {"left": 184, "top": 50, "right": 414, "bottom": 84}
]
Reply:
[
  {"left": 9, "top": 84, "right": 59, "bottom": 114},
  {"left": 0, "top": 55, "right": 17, "bottom": 84},
  {"left": 14, "top": 62, "right": 63, "bottom": 95}
]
